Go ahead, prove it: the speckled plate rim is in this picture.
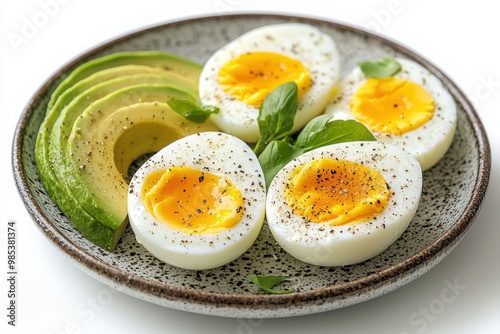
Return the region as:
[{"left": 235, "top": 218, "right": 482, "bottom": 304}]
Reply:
[{"left": 12, "top": 12, "right": 491, "bottom": 318}]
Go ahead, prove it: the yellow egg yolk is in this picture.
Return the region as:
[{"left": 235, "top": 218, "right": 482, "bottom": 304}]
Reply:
[
  {"left": 284, "top": 157, "right": 391, "bottom": 225},
  {"left": 141, "top": 166, "right": 244, "bottom": 234},
  {"left": 218, "top": 52, "right": 312, "bottom": 107},
  {"left": 350, "top": 77, "right": 435, "bottom": 135}
]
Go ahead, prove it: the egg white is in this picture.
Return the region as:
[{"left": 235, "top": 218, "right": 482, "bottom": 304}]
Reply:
[
  {"left": 199, "top": 23, "right": 340, "bottom": 143},
  {"left": 266, "top": 141, "right": 422, "bottom": 267},
  {"left": 325, "top": 58, "right": 457, "bottom": 171},
  {"left": 127, "top": 132, "right": 266, "bottom": 270}
]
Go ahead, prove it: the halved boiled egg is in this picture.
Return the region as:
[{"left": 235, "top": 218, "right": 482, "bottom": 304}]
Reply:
[
  {"left": 325, "top": 58, "right": 457, "bottom": 171},
  {"left": 266, "top": 141, "right": 422, "bottom": 267},
  {"left": 128, "top": 132, "right": 266, "bottom": 270},
  {"left": 199, "top": 23, "right": 340, "bottom": 143}
]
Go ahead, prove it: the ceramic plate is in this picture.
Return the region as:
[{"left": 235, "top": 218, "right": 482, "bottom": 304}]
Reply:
[{"left": 12, "top": 14, "right": 490, "bottom": 318}]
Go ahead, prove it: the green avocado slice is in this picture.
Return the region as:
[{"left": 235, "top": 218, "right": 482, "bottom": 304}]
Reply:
[
  {"left": 36, "top": 65, "right": 177, "bottom": 198},
  {"left": 42, "top": 73, "right": 200, "bottom": 250},
  {"left": 46, "top": 72, "right": 198, "bottom": 204},
  {"left": 37, "top": 53, "right": 202, "bottom": 200},
  {"left": 35, "top": 51, "right": 208, "bottom": 251},
  {"left": 63, "top": 85, "right": 215, "bottom": 249},
  {"left": 47, "top": 51, "right": 202, "bottom": 110}
]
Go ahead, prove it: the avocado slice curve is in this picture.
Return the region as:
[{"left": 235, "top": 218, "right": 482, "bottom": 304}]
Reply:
[
  {"left": 47, "top": 71, "right": 198, "bottom": 202},
  {"left": 35, "top": 51, "right": 211, "bottom": 250},
  {"left": 47, "top": 51, "right": 202, "bottom": 110},
  {"left": 36, "top": 65, "right": 177, "bottom": 198},
  {"left": 37, "top": 53, "right": 202, "bottom": 201},
  {"left": 63, "top": 84, "right": 215, "bottom": 248}
]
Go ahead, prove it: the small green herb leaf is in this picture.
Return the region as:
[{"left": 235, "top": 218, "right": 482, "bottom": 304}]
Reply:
[
  {"left": 297, "top": 118, "right": 376, "bottom": 151},
  {"left": 359, "top": 58, "right": 402, "bottom": 78},
  {"left": 249, "top": 274, "right": 294, "bottom": 294},
  {"left": 258, "top": 140, "right": 304, "bottom": 188},
  {"left": 254, "top": 82, "right": 298, "bottom": 155},
  {"left": 295, "top": 114, "right": 334, "bottom": 148},
  {"left": 167, "top": 98, "right": 219, "bottom": 123}
]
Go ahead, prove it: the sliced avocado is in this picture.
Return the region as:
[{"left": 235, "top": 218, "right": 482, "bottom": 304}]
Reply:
[
  {"left": 43, "top": 72, "right": 200, "bottom": 238},
  {"left": 34, "top": 51, "right": 208, "bottom": 251},
  {"left": 50, "top": 71, "right": 198, "bottom": 166},
  {"left": 63, "top": 84, "right": 216, "bottom": 248},
  {"left": 37, "top": 51, "right": 202, "bottom": 199},
  {"left": 48, "top": 51, "right": 202, "bottom": 110},
  {"left": 36, "top": 64, "right": 177, "bottom": 198}
]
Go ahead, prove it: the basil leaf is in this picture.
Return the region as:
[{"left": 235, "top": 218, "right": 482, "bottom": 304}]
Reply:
[
  {"left": 167, "top": 98, "right": 219, "bottom": 123},
  {"left": 359, "top": 58, "right": 402, "bottom": 78},
  {"left": 254, "top": 82, "right": 298, "bottom": 155},
  {"left": 297, "top": 119, "right": 376, "bottom": 151},
  {"left": 249, "top": 274, "right": 294, "bottom": 294},
  {"left": 258, "top": 140, "right": 304, "bottom": 188},
  {"left": 295, "top": 114, "right": 334, "bottom": 148},
  {"left": 184, "top": 109, "right": 214, "bottom": 123}
]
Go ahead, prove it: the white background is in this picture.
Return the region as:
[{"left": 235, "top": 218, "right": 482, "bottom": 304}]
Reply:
[{"left": 1, "top": 0, "right": 499, "bottom": 333}]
